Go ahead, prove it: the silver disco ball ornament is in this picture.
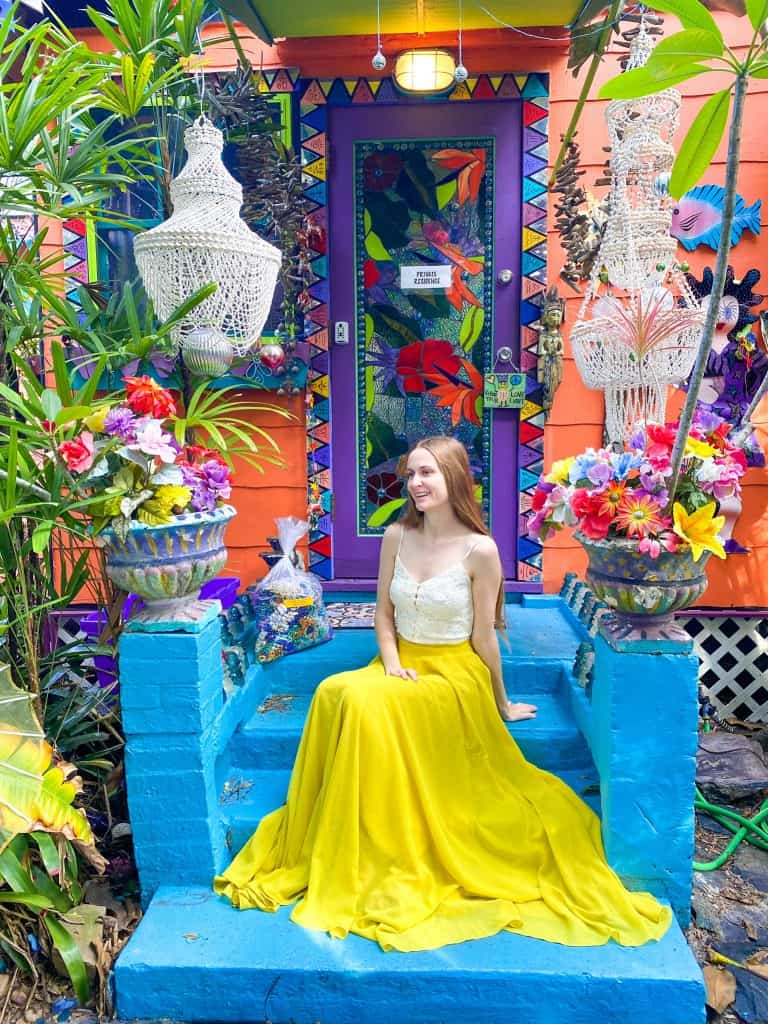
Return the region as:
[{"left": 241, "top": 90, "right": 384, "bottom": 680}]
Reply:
[
  {"left": 454, "top": 63, "right": 468, "bottom": 83},
  {"left": 372, "top": 49, "right": 387, "bottom": 71},
  {"left": 181, "top": 327, "right": 234, "bottom": 378}
]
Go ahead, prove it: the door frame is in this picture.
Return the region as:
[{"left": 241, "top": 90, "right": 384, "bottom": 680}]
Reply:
[{"left": 286, "top": 71, "right": 549, "bottom": 589}]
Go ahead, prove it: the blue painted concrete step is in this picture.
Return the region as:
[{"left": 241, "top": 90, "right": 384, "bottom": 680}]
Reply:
[
  {"left": 219, "top": 766, "right": 603, "bottom": 853},
  {"left": 230, "top": 689, "right": 591, "bottom": 773},
  {"left": 260, "top": 627, "right": 570, "bottom": 696},
  {"left": 114, "top": 885, "right": 705, "bottom": 1024}
]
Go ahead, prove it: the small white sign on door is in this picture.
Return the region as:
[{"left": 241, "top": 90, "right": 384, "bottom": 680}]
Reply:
[{"left": 400, "top": 264, "right": 452, "bottom": 291}]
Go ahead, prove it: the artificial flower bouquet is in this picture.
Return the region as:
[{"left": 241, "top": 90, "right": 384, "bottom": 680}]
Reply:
[
  {"left": 528, "top": 411, "right": 746, "bottom": 561},
  {"left": 53, "top": 376, "right": 234, "bottom": 540}
]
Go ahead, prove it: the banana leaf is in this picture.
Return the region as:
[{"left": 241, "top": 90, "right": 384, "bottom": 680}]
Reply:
[{"left": 0, "top": 664, "right": 105, "bottom": 870}]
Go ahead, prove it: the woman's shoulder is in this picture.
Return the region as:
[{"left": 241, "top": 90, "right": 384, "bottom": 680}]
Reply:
[{"left": 467, "top": 533, "right": 499, "bottom": 560}]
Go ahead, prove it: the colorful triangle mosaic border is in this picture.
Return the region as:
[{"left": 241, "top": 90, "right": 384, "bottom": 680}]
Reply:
[{"left": 292, "top": 72, "right": 546, "bottom": 581}]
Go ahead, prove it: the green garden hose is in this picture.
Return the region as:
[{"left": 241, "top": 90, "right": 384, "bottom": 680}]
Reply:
[{"left": 693, "top": 786, "right": 768, "bottom": 871}]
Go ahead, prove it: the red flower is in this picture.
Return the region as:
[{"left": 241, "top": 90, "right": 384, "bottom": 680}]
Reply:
[
  {"left": 181, "top": 444, "right": 227, "bottom": 466},
  {"left": 123, "top": 376, "right": 177, "bottom": 418},
  {"left": 366, "top": 472, "right": 403, "bottom": 506},
  {"left": 396, "top": 339, "right": 461, "bottom": 394},
  {"left": 59, "top": 431, "right": 95, "bottom": 474},
  {"left": 532, "top": 488, "right": 548, "bottom": 511},
  {"left": 363, "top": 259, "right": 381, "bottom": 290},
  {"left": 571, "top": 488, "right": 612, "bottom": 538},
  {"left": 646, "top": 423, "right": 677, "bottom": 456},
  {"left": 364, "top": 151, "right": 403, "bottom": 192},
  {"left": 580, "top": 512, "right": 613, "bottom": 539}
]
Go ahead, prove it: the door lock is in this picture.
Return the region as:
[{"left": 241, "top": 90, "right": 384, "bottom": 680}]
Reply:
[{"left": 497, "top": 269, "right": 514, "bottom": 285}]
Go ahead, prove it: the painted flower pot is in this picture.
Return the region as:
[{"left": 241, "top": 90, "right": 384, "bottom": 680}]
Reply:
[
  {"left": 100, "top": 505, "right": 237, "bottom": 625},
  {"left": 576, "top": 532, "right": 710, "bottom": 641}
]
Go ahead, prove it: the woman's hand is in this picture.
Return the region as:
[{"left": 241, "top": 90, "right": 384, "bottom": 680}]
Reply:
[
  {"left": 498, "top": 699, "right": 537, "bottom": 722},
  {"left": 384, "top": 662, "right": 418, "bottom": 681}
]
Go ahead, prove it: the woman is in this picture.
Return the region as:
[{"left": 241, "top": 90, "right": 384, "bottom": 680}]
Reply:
[{"left": 214, "top": 436, "right": 672, "bottom": 952}]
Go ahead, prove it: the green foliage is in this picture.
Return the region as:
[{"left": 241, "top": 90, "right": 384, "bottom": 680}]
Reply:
[{"left": 597, "top": 0, "right": 768, "bottom": 197}]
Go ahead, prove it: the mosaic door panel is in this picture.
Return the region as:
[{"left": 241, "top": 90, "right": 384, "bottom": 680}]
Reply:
[{"left": 329, "top": 102, "right": 522, "bottom": 580}]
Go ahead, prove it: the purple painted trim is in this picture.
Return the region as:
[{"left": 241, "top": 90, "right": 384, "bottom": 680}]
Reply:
[{"left": 328, "top": 103, "right": 521, "bottom": 579}]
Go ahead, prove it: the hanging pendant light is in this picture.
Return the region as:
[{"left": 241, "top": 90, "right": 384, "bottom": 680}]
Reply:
[
  {"left": 393, "top": 49, "right": 457, "bottom": 93},
  {"left": 134, "top": 116, "right": 282, "bottom": 365}
]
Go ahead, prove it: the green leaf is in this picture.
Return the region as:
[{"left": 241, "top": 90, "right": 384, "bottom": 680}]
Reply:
[
  {"left": 751, "top": 62, "right": 768, "bottom": 77},
  {"left": 54, "top": 406, "right": 94, "bottom": 426},
  {"left": 367, "top": 497, "right": 406, "bottom": 527},
  {"left": 365, "top": 231, "right": 390, "bottom": 261},
  {"left": 31, "top": 521, "right": 54, "bottom": 554},
  {"left": 42, "top": 914, "right": 90, "bottom": 1006},
  {"left": 746, "top": 0, "right": 768, "bottom": 32},
  {"left": 598, "top": 63, "right": 710, "bottom": 100},
  {"left": 0, "top": 891, "right": 55, "bottom": 909},
  {"left": 41, "top": 389, "right": 63, "bottom": 421},
  {"left": 436, "top": 179, "right": 456, "bottom": 209},
  {"left": 459, "top": 307, "right": 485, "bottom": 353},
  {"left": 670, "top": 87, "right": 731, "bottom": 198},
  {"left": 643, "top": 0, "right": 722, "bottom": 38},
  {"left": 649, "top": 29, "right": 724, "bottom": 64}
]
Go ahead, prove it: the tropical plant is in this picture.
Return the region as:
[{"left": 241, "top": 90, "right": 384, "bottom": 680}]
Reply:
[{"left": 0, "top": 664, "right": 105, "bottom": 1003}]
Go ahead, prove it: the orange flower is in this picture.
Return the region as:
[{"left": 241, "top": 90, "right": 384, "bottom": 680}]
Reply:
[
  {"left": 446, "top": 264, "right": 482, "bottom": 312},
  {"left": 431, "top": 148, "right": 487, "bottom": 205},
  {"left": 596, "top": 480, "right": 627, "bottom": 519},
  {"left": 123, "top": 376, "right": 177, "bottom": 418},
  {"left": 615, "top": 493, "right": 665, "bottom": 539},
  {"left": 423, "top": 358, "right": 483, "bottom": 426}
]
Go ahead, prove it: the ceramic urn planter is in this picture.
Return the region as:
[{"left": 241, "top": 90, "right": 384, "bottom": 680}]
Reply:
[
  {"left": 576, "top": 532, "right": 710, "bottom": 642},
  {"left": 100, "top": 505, "right": 237, "bottom": 625}
]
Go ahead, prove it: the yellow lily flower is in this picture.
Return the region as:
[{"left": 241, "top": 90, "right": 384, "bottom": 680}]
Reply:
[
  {"left": 544, "top": 456, "right": 575, "bottom": 485},
  {"left": 684, "top": 436, "right": 717, "bottom": 459},
  {"left": 672, "top": 501, "right": 726, "bottom": 561},
  {"left": 83, "top": 407, "right": 109, "bottom": 432}
]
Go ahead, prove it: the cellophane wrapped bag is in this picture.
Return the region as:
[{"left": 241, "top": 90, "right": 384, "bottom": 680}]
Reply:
[{"left": 248, "top": 516, "right": 333, "bottom": 663}]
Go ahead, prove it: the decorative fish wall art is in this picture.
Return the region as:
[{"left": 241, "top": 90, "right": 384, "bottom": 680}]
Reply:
[{"left": 670, "top": 184, "right": 762, "bottom": 252}]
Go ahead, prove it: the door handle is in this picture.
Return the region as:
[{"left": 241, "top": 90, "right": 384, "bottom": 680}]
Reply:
[{"left": 497, "top": 269, "right": 514, "bottom": 285}]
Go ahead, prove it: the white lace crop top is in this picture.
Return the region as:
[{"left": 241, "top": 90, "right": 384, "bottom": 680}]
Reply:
[{"left": 389, "top": 527, "right": 477, "bottom": 644}]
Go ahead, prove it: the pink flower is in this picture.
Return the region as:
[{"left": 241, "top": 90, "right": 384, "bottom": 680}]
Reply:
[
  {"left": 58, "top": 431, "right": 95, "bottom": 474},
  {"left": 639, "top": 537, "right": 661, "bottom": 558},
  {"left": 130, "top": 420, "right": 178, "bottom": 464}
]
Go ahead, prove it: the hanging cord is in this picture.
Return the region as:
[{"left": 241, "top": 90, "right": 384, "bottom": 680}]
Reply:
[
  {"left": 376, "top": 0, "right": 382, "bottom": 55},
  {"left": 458, "top": 0, "right": 463, "bottom": 67},
  {"left": 476, "top": 1, "right": 638, "bottom": 43},
  {"left": 195, "top": 26, "right": 207, "bottom": 119}
]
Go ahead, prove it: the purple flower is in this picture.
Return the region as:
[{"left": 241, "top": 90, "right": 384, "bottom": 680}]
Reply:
[
  {"left": 586, "top": 462, "right": 612, "bottom": 487},
  {"left": 201, "top": 460, "right": 232, "bottom": 498},
  {"left": 692, "top": 408, "right": 726, "bottom": 435},
  {"left": 629, "top": 427, "right": 646, "bottom": 450},
  {"left": 103, "top": 407, "right": 138, "bottom": 440},
  {"left": 638, "top": 470, "right": 669, "bottom": 507}
]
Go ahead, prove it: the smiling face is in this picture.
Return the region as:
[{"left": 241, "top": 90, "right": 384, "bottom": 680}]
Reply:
[{"left": 406, "top": 447, "right": 449, "bottom": 514}]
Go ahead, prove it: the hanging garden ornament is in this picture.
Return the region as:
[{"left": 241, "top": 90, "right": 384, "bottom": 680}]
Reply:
[
  {"left": 454, "top": 0, "right": 468, "bottom": 83},
  {"left": 371, "top": 0, "right": 386, "bottom": 69},
  {"left": 181, "top": 326, "right": 234, "bottom": 378},
  {"left": 259, "top": 341, "right": 286, "bottom": 373},
  {"left": 569, "top": 20, "right": 702, "bottom": 444},
  {"left": 134, "top": 116, "right": 281, "bottom": 365}
]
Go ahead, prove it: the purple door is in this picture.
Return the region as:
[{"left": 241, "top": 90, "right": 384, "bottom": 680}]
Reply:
[{"left": 329, "top": 100, "right": 522, "bottom": 581}]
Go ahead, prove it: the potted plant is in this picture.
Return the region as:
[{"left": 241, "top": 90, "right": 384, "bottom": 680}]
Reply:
[
  {"left": 528, "top": 409, "right": 747, "bottom": 639},
  {"left": 0, "top": 346, "right": 285, "bottom": 626}
]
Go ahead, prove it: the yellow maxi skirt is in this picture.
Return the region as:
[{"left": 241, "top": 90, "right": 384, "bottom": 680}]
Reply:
[{"left": 214, "top": 638, "right": 672, "bottom": 952}]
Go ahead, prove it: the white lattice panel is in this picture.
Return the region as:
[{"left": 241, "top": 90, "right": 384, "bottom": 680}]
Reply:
[{"left": 679, "top": 615, "right": 768, "bottom": 723}]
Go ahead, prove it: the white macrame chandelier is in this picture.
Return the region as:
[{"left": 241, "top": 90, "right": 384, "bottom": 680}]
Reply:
[
  {"left": 570, "top": 22, "right": 703, "bottom": 444},
  {"left": 134, "top": 116, "right": 282, "bottom": 375}
]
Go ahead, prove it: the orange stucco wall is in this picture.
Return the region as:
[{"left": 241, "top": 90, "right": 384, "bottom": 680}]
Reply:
[{"left": 77, "top": 19, "right": 768, "bottom": 603}]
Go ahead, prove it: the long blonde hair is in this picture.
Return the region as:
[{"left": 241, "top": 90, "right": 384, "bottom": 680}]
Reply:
[{"left": 399, "top": 435, "right": 505, "bottom": 630}]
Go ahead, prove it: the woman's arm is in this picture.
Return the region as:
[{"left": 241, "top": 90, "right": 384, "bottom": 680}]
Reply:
[
  {"left": 374, "top": 524, "right": 417, "bottom": 680},
  {"left": 468, "top": 538, "right": 536, "bottom": 721}
]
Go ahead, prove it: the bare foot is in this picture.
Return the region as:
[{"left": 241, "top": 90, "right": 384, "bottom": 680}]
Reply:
[{"left": 498, "top": 700, "right": 538, "bottom": 722}]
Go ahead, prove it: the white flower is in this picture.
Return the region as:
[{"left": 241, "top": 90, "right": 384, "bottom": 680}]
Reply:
[{"left": 130, "top": 419, "right": 178, "bottom": 464}]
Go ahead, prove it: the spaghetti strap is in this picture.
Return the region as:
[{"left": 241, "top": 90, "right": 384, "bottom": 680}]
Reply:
[
  {"left": 462, "top": 536, "right": 482, "bottom": 561},
  {"left": 397, "top": 523, "right": 406, "bottom": 558}
]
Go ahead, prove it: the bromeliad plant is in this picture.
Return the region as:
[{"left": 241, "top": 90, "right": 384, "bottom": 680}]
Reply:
[{"left": 528, "top": 410, "right": 746, "bottom": 560}]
